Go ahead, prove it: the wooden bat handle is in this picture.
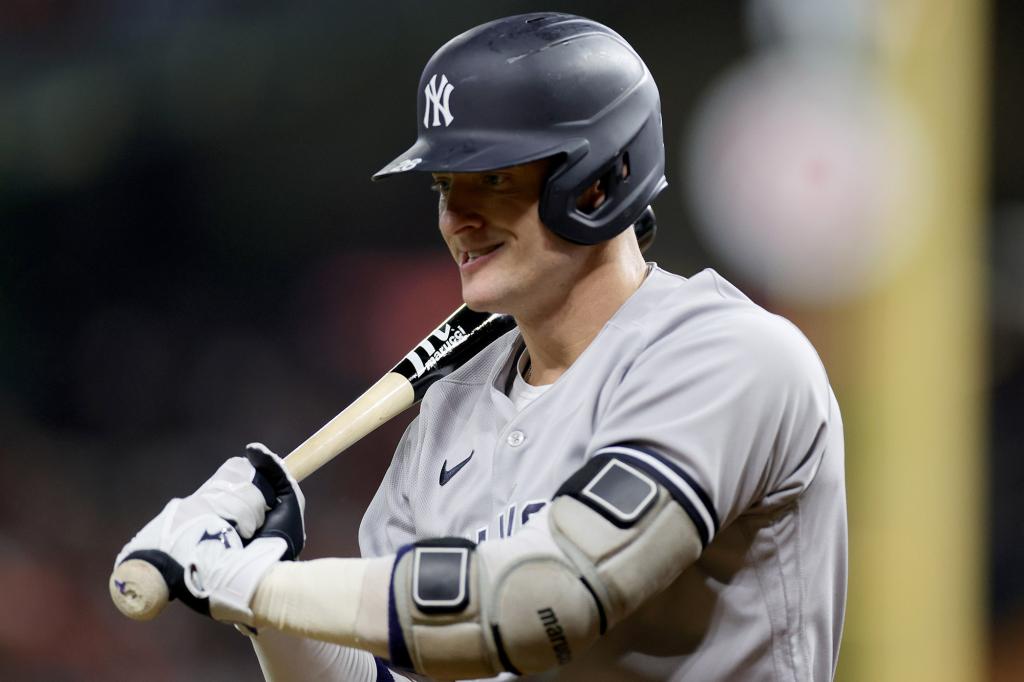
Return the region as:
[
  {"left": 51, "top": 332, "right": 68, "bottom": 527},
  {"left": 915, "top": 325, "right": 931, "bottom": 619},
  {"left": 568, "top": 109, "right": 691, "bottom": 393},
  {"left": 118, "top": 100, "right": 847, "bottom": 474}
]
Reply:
[
  {"left": 283, "top": 372, "right": 415, "bottom": 481},
  {"left": 109, "top": 373, "right": 416, "bottom": 621}
]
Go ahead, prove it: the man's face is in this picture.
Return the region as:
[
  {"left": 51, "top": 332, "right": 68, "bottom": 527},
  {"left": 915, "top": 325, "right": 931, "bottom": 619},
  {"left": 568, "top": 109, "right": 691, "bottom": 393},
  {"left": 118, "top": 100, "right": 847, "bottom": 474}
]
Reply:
[{"left": 433, "top": 159, "right": 588, "bottom": 317}]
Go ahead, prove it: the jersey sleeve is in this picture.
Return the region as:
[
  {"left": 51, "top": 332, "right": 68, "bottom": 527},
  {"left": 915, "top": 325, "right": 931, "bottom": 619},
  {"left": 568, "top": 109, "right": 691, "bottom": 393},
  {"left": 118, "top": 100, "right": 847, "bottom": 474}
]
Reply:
[
  {"left": 359, "top": 416, "right": 421, "bottom": 558},
  {"left": 589, "top": 308, "right": 835, "bottom": 547}
]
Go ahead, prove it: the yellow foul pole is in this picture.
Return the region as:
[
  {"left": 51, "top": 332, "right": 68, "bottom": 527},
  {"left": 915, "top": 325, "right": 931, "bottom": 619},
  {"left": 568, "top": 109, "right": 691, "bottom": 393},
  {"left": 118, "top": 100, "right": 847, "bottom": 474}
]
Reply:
[{"left": 835, "top": 1, "right": 988, "bottom": 680}]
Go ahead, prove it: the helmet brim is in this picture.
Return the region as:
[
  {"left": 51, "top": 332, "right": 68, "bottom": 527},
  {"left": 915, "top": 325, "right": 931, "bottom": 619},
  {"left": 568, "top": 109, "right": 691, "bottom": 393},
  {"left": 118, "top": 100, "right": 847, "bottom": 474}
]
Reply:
[{"left": 372, "top": 133, "right": 582, "bottom": 180}]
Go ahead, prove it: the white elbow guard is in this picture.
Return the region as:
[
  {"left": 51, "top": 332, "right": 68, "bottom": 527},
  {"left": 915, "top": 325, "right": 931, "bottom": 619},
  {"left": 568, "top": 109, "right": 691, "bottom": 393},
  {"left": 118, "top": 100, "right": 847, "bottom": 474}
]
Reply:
[{"left": 386, "top": 448, "right": 707, "bottom": 679}]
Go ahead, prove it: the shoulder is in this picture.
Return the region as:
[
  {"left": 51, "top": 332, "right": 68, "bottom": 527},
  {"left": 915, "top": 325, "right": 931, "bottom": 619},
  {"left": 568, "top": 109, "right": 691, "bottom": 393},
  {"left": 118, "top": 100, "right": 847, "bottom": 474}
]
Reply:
[{"left": 622, "top": 267, "right": 828, "bottom": 395}]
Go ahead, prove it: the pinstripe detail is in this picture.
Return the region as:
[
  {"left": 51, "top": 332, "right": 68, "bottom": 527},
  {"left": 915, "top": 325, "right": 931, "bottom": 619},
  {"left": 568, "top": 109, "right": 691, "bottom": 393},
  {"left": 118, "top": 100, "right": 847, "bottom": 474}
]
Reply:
[{"left": 596, "top": 445, "right": 719, "bottom": 547}]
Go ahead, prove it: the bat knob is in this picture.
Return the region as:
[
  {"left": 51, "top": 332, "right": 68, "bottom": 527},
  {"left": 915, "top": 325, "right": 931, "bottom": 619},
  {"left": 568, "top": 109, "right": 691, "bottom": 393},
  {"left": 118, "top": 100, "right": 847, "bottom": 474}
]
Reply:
[{"left": 109, "top": 559, "right": 170, "bottom": 621}]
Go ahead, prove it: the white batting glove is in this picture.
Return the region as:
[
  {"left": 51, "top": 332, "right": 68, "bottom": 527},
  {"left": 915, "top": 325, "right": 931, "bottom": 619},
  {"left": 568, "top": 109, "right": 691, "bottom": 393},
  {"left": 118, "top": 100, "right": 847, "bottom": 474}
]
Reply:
[
  {"left": 178, "top": 448, "right": 273, "bottom": 540},
  {"left": 114, "top": 443, "right": 306, "bottom": 626}
]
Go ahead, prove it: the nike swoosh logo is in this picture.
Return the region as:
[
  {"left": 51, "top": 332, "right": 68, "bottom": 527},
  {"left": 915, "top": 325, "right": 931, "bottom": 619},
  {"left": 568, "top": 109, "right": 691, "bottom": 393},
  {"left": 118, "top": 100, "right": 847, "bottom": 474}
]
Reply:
[{"left": 439, "top": 451, "right": 473, "bottom": 486}]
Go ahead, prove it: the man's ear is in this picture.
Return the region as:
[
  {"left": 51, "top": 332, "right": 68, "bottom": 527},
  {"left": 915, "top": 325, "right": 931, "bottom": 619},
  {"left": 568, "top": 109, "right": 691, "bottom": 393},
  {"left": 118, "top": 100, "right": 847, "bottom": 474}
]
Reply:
[
  {"left": 576, "top": 179, "right": 607, "bottom": 214},
  {"left": 575, "top": 159, "right": 629, "bottom": 214}
]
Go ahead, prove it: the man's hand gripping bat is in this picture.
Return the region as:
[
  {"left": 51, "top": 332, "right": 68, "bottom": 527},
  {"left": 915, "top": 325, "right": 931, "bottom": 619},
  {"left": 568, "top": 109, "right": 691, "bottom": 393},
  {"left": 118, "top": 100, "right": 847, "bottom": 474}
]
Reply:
[{"left": 108, "top": 210, "right": 656, "bottom": 621}]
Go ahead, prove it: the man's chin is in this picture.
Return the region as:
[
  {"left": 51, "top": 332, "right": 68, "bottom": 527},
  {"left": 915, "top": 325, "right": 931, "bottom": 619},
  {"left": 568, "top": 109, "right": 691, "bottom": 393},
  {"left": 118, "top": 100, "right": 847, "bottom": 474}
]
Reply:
[
  {"left": 461, "top": 299, "right": 511, "bottom": 315},
  {"left": 461, "top": 289, "right": 512, "bottom": 316}
]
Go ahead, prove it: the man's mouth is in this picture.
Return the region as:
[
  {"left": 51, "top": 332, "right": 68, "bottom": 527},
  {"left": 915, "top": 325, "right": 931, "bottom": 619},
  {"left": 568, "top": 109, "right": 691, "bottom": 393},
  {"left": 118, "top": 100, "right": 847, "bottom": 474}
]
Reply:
[{"left": 461, "top": 243, "right": 502, "bottom": 266}]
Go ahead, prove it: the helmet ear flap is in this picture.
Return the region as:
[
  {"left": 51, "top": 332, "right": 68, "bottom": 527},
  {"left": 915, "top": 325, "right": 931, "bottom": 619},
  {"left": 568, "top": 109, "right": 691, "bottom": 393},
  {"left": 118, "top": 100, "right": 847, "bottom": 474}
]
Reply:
[
  {"left": 572, "top": 152, "right": 630, "bottom": 216},
  {"left": 599, "top": 152, "right": 632, "bottom": 211},
  {"left": 541, "top": 109, "right": 665, "bottom": 245}
]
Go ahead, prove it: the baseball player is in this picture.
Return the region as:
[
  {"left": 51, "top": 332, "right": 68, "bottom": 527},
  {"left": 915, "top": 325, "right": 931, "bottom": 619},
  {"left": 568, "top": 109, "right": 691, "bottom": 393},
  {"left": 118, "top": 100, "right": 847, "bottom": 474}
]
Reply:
[{"left": 116, "top": 12, "right": 847, "bottom": 681}]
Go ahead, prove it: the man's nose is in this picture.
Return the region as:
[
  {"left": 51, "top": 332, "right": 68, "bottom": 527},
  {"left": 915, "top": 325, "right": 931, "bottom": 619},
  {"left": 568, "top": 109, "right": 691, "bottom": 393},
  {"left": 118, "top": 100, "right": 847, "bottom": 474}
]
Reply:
[{"left": 439, "top": 190, "right": 485, "bottom": 238}]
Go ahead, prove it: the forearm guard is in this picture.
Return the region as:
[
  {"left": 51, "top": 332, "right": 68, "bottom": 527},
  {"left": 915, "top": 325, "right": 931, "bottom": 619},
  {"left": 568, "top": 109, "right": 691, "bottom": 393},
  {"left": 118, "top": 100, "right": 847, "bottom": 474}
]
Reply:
[{"left": 387, "top": 450, "right": 704, "bottom": 679}]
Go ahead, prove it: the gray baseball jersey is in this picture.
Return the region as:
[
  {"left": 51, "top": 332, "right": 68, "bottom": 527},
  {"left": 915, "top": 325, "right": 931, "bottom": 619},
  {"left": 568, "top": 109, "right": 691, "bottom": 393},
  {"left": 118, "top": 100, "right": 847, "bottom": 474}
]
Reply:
[{"left": 359, "top": 265, "right": 847, "bottom": 681}]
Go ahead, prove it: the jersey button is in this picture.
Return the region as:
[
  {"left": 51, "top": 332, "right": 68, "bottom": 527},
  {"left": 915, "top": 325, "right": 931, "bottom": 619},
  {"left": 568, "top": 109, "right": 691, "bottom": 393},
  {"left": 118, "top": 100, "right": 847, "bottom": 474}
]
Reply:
[{"left": 507, "top": 430, "right": 526, "bottom": 447}]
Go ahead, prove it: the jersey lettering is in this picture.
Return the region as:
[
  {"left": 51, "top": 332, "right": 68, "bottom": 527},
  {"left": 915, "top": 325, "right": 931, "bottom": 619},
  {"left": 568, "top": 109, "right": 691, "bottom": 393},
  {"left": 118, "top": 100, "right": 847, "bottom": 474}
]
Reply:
[
  {"left": 469, "top": 500, "right": 548, "bottom": 544},
  {"left": 498, "top": 503, "right": 516, "bottom": 539}
]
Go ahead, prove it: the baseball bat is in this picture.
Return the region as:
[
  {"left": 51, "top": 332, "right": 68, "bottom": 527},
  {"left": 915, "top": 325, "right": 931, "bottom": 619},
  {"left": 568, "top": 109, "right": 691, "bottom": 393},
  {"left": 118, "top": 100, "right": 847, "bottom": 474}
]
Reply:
[{"left": 109, "top": 209, "right": 656, "bottom": 621}]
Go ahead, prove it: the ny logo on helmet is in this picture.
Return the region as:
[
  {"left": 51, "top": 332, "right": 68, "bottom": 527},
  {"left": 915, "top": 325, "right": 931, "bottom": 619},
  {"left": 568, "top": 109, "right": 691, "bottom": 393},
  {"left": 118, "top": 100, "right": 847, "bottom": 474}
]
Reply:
[{"left": 424, "top": 74, "right": 455, "bottom": 128}]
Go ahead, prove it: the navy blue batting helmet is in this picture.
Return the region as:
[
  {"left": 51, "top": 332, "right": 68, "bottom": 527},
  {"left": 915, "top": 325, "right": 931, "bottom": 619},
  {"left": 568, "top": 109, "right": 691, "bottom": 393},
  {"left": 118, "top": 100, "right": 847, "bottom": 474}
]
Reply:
[{"left": 374, "top": 12, "right": 667, "bottom": 245}]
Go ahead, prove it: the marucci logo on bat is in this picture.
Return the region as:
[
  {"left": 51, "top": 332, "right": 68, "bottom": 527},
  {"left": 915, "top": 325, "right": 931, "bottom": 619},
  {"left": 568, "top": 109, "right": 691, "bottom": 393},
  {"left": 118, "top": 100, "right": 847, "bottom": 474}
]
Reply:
[{"left": 403, "top": 323, "right": 469, "bottom": 377}]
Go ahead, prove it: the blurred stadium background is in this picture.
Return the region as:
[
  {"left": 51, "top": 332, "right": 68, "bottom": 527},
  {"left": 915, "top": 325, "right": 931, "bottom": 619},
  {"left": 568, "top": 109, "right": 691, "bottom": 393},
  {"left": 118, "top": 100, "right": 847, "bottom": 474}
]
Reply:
[{"left": 0, "top": 1, "right": 1016, "bottom": 680}]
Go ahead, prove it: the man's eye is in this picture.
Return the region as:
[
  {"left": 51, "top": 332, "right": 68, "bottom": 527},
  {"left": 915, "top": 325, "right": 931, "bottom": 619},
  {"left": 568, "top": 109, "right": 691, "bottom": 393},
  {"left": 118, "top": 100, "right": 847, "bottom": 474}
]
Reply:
[
  {"left": 483, "top": 174, "right": 507, "bottom": 187},
  {"left": 430, "top": 179, "right": 450, "bottom": 193}
]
